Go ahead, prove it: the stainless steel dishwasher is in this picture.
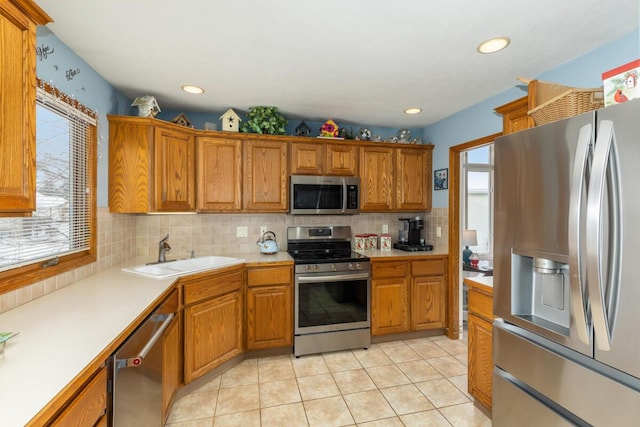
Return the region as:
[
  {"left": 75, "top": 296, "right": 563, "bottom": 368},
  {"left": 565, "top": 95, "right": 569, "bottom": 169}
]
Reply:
[{"left": 108, "top": 290, "right": 177, "bottom": 426}]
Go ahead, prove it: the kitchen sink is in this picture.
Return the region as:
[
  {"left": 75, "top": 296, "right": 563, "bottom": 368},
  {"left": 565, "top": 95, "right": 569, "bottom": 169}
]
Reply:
[{"left": 122, "top": 256, "right": 245, "bottom": 279}]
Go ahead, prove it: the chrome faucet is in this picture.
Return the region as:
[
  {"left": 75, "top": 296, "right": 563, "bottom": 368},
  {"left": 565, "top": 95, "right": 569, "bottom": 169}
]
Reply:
[{"left": 158, "top": 234, "right": 171, "bottom": 263}]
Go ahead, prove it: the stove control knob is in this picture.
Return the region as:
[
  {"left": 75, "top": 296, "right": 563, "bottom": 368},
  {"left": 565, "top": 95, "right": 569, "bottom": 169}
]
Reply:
[
  {"left": 355, "top": 263, "right": 361, "bottom": 270},
  {"left": 331, "top": 264, "right": 337, "bottom": 272},
  {"left": 348, "top": 263, "right": 355, "bottom": 270},
  {"left": 313, "top": 264, "right": 319, "bottom": 271}
]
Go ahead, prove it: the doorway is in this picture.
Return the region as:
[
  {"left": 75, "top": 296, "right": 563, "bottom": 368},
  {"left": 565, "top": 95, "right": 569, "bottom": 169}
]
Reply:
[{"left": 446, "top": 133, "right": 500, "bottom": 339}]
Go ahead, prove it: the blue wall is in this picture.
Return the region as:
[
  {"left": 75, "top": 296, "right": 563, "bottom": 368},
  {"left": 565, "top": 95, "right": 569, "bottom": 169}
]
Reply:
[
  {"left": 35, "top": 25, "right": 639, "bottom": 209},
  {"left": 424, "top": 30, "right": 640, "bottom": 208},
  {"left": 36, "top": 27, "right": 131, "bottom": 207}
]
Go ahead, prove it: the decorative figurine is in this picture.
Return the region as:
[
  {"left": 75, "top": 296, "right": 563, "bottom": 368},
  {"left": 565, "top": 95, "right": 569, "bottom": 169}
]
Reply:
[
  {"left": 357, "top": 128, "right": 372, "bottom": 141},
  {"left": 131, "top": 95, "right": 160, "bottom": 118},
  {"left": 219, "top": 108, "right": 242, "bottom": 132}
]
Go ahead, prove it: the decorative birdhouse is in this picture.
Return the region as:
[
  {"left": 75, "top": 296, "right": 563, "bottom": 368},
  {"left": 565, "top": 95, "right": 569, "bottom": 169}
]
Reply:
[
  {"left": 295, "top": 121, "right": 311, "bottom": 137},
  {"left": 171, "top": 113, "right": 193, "bottom": 128},
  {"left": 320, "top": 119, "right": 339, "bottom": 138},
  {"left": 219, "top": 108, "right": 242, "bottom": 132},
  {"left": 131, "top": 95, "right": 160, "bottom": 118}
]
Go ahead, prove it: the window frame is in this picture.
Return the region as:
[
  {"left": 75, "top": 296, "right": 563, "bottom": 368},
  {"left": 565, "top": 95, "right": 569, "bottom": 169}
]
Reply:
[
  {"left": 0, "top": 79, "right": 97, "bottom": 294},
  {"left": 462, "top": 144, "right": 494, "bottom": 256}
]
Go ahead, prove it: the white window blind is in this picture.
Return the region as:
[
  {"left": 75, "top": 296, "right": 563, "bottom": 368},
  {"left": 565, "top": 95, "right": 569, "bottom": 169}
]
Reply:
[{"left": 0, "top": 84, "right": 96, "bottom": 271}]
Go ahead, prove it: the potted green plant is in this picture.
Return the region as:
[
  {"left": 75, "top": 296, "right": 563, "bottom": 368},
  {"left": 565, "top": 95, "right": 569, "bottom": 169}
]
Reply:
[{"left": 240, "top": 106, "right": 287, "bottom": 135}]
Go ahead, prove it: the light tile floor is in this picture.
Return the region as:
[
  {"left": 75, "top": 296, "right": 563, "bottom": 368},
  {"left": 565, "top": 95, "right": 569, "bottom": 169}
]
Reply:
[{"left": 166, "top": 334, "right": 491, "bottom": 427}]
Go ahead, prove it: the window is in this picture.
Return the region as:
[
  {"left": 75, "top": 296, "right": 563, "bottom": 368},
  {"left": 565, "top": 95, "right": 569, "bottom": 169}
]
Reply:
[
  {"left": 463, "top": 144, "right": 494, "bottom": 256},
  {"left": 0, "top": 80, "right": 97, "bottom": 292}
]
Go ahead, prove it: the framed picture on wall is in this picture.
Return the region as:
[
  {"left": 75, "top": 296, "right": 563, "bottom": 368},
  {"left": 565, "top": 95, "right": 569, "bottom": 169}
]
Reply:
[{"left": 434, "top": 168, "right": 448, "bottom": 190}]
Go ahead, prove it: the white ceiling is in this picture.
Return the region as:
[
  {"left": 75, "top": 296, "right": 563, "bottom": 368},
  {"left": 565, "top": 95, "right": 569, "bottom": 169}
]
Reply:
[{"left": 38, "top": 0, "right": 639, "bottom": 128}]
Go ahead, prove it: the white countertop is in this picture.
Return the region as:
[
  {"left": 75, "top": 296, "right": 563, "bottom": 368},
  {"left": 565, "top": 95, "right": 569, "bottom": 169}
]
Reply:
[
  {"left": 0, "top": 252, "right": 293, "bottom": 426},
  {"left": 0, "top": 248, "right": 452, "bottom": 424},
  {"left": 356, "top": 248, "right": 449, "bottom": 258}
]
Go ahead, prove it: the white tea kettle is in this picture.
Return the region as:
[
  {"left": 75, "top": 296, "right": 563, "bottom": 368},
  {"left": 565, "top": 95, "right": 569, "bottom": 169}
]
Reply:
[{"left": 257, "top": 231, "right": 279, "bottom": 254}]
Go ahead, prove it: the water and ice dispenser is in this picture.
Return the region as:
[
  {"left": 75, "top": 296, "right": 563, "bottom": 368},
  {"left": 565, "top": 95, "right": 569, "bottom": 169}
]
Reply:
[{"left": 511, "top": 253, "right": 571, "bottom": 336}]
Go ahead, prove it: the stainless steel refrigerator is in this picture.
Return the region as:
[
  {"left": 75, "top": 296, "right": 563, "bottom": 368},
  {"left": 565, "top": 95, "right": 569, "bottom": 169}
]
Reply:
[{"left": 493, "top": 99, "right": 640, "bottom": 426}]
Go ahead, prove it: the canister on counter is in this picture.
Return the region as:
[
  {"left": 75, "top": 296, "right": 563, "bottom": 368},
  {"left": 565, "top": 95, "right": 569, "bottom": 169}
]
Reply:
[
  {"left": 368, "top": 234, "right": 378, "bottom": 250},
  {"left": 354, "top": 234, "right": 366, "bottom": 251},
  {"left": 380, "top": 234, "right": 392, "bottom": 250}
]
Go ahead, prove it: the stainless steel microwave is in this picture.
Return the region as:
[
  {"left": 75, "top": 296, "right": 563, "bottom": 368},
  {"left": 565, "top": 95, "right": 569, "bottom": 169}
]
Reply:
[{"left": 290, "top": 175, "right": 360, "bottom": 215}]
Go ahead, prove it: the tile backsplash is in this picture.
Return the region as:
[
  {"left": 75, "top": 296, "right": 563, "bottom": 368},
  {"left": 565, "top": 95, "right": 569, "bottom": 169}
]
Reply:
[{"left": 0, "top": 208, "right": 448, "bottom": 313}]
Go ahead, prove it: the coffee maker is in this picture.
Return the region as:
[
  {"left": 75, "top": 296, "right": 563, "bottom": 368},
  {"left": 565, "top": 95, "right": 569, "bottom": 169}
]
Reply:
[{"left": 394, "top": 216, "right": 433, "bottom": 251}]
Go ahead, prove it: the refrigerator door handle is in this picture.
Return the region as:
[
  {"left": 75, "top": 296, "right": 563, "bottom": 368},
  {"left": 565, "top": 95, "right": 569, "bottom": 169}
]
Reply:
[
  {"left": 586, "top": 120, "right": 622, "bottom": 351},
  {"left": 568, "top": 124, "right": 593, "bottom": 345}
]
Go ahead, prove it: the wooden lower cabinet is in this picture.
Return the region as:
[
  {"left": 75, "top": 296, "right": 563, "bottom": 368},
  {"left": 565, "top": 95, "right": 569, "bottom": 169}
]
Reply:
[
  {"left": 245, "top": 264, "right": 293, "bottom": 350},
  {"left": 372, "top": 256, "right": 447, "bottom": 336},
  {"left": 50, "top": 366, "right": 107, "bottom": 426},
  {"left": 466, "top": 278, "right": 494, "bottom": 410},
  {"left": 411, "top": 258, "right": 447, "bottom": 330},
  {"left": 183, "top": 266, "right": 243, "bottom": 383},
  {"left": 371, "top": 277, "right": 410, "bottom": 335},
  {"left": 411, "top": 275, "right": 446, "bottom": 330}
]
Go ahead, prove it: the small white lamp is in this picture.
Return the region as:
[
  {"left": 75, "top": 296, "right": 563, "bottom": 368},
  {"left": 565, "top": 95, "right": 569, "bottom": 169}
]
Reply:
[{"left": 462, "top": 229, "right": 477, "bottom": 265}]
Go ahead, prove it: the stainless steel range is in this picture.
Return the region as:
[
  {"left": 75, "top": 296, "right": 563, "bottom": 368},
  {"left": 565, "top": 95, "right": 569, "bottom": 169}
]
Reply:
[{"left": 287, "top": 226, "right": 370, "bottom": 357}]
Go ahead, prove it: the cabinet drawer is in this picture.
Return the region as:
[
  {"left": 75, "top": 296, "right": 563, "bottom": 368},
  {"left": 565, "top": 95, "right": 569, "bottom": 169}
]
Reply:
[
  {"left": 468, "top": 287, "right": 493, "bottom": 322},
  {"left": 51, "top": 366, "right": 107, "bottom": 427},
  {"left": 247, "top": 265, "right": 292, "bottom": 287},
  {"left": 412, "top": 258, "right": 445, "bottom": 276},
  {"left": 183, "top": 267, "right": 243, "bottom": 305},
  {"left": 372, "top": 261, "right": 408, "bottom": 279}
]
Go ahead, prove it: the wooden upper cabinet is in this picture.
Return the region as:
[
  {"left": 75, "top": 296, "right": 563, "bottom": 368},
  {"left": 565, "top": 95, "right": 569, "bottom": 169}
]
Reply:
[
  {"left": 396, "top": 146, "right": 433, "bottom": 211},
  {"left": 108, "top": 116, "right": 196, "bottom": 213},
  {"left": 326, "top": 143, "right": 358, "bottom": 176},
  {"left": 0, "top": 1, "right": 51, "bottom": 215},
  {"left": 154, "top": 127, "right": 195, "bottom": 211},
  {"left": 243, "top": 139, "right": 288, "bottom": 211},
  {"left": 290, "top": 141, "right": 324, "bottom": 175},
  {"left": 495, "top": 96, "right": 533, "bottom": 135},
  {"left": 197, "top": 137, "right": 242, "bottom": 211},
  {"left": 360, "top": 146, "right": 394, "bottom": 211},
  {"left": 290, "top": 141, "right": 359, "bottom": 176}
]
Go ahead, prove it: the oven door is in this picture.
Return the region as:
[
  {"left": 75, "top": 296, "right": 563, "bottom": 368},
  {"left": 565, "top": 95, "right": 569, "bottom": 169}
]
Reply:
[{"left": 295, "top": 271, "right": 370, "bottom": 335}]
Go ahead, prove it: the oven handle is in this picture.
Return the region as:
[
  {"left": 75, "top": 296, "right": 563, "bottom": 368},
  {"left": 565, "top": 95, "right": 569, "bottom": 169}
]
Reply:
[{"left": 298, "top": 272, "right": 370, "bottom": 282}]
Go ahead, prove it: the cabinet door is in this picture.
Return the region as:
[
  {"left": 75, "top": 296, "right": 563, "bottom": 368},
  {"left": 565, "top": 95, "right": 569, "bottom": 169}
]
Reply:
[
  {"left": 371, "top": 278, "right": 409, "bottom": 335},
  {"left": 50, "top": 366, "right": 107, "bottom": 426},
  {"left": 411, "top": 275, "right": 446, "bottom": 330},
  {"left": 108, "top": 118, "right": 152, "bottom": 212},
  {"left": 162, "top": 312, "right": 181, "bottom": 422},
  {"left": 291, "top": 141, "right": 324, "bottom": 175},
  {"left": 184, "top": 290, "right": 242, "bottom": 383},
  {"left": 197, "top": 137, "right": 242, "bottom": 211},
  {"left": 0, "top": 4, "right": 50, "bottom": 214},
  {"left": 246, "top": 285, "right": 292, "bottom": 349},
  {"left": 153, "top": 127, "right": 195, "bottom": 211},
  {"left": 396, "top": 147, "right": 432, "bottom": 211},
  {"left": 326, "top": 143, "right": 358, "bottom": 176},
  {"left": 468, "top": 313, "right": 493, "bottom": 409},
  {"left": 495, "top": 96, "right": 532, "bottom": 135},
  {"left": 243, "top": 139, "right": 288, "bottom": 211},
  {"left": 360, "top": 146, "right": 394, "bottom": 211}
]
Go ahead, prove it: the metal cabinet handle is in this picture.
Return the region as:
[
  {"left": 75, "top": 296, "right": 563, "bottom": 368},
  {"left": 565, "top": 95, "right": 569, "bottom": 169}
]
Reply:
[
  {"left": 121, "top": 313, "right": 174, "bottom": 368},
  {"left": 586, "top": 120, "right": 622, "bottom": 351},
  {"left": 568, "top": 124, "right": 593, "bottom": 344},
  {"left": 298, "top": 273, "right": 370, "bottom": 283}
]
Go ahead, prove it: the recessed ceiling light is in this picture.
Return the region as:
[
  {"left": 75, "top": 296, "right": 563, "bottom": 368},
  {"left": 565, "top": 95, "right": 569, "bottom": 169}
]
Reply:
[
  {"left": 404, "top": 107, "right": 422, "bottom": 115},
  {"left": 181, "top": 85, "right": 204, "bottom": 94},
  {"left": 477, "top": 37, "right": 511, "bottom": 54}
]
